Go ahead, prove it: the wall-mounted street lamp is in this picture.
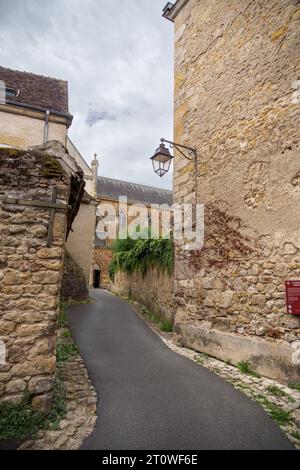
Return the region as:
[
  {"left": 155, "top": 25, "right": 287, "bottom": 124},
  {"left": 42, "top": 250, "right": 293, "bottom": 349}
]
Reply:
[{"left": 150, "top": 138, "right": 197, "bottom": 178}]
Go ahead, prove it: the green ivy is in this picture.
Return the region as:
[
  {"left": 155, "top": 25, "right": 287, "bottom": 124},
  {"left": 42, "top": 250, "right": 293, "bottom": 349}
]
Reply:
[
  {"left": 0, "top": 395, "right": 45, "bottom": 440},
  {"left": 0, "top": 371, "right": 66, "bottom": 440},
  {"left": 109, "top": 237, "right": 174, "bottom": 281}
]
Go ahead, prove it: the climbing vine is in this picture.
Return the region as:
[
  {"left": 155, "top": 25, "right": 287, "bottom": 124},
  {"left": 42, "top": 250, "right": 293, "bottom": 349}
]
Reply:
[
  {"left": 190, "top": 203, "right": 254, "bottom": 269},
  {"left": 109, "top": 236, "right": 174, "bottom": 281}
]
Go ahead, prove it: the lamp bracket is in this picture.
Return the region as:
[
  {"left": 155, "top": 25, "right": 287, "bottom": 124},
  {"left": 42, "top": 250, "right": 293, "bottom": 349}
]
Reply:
[{"left": 160, "top": 138, "right": 197, "bottom": 160}]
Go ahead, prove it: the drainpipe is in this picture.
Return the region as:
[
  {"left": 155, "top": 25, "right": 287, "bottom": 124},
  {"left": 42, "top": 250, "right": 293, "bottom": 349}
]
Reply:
[{"left": 43, "top": 109, "right": 50, "bottom": 143}]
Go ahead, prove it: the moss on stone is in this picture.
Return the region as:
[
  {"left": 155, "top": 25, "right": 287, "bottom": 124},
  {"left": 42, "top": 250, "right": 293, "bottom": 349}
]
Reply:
[
  {"left": 35, "top": 153, "right": 65, "bottom": 178},
  {"left": 0, "top": 148, "right": 65, "bottom": 180},
  {"left": 0, "top": 147, "right": 27, "bottom": 159}
]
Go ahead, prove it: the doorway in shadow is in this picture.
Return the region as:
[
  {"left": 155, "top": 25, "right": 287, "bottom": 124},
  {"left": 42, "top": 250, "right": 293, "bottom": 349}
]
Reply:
[{"left": 93, "top": 269, "right": 101, "bottom": 288}]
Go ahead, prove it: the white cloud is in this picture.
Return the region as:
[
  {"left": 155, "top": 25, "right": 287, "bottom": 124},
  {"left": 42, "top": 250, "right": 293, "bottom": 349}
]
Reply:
[{"left": 0, "top": 0, "right": 174, "bottom": 189}]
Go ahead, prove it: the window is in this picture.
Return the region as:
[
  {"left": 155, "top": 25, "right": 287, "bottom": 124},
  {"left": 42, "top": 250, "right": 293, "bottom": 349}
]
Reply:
[
  {"left": 95, "top": 227, "right": 108, "bottom": 248},
  {"left": 119, "top": 209, "right": 127, "bottom": 231},
  {"left": 6, "top": 87, "right": 19, "bottom": 98}
]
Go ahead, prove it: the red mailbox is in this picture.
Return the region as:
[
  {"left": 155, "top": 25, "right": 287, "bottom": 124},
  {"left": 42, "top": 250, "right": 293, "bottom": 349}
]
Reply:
[{"left": 285, "top": 281, "right": 300, "bottom": 315}]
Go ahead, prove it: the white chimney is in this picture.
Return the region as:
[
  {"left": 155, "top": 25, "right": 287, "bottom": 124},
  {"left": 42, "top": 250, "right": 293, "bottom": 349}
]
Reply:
[{"left": 90, "top": 153, "right": 99, "bottom": 197}]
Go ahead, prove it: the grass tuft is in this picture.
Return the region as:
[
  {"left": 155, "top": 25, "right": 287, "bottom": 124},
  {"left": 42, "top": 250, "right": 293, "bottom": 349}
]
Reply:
[
  {"left": 237, "top": 360, "right": 260, "bottom": 378},
  {"left": 58, "top": 302, "right": 68, "bottom": 327},
  {"left": 267, "top": 384, "right": 287, "bottom": 398},
  {"left": 160, "top": 320, "right": 173, "bottom": 333},
  {"left": 288, "top": 382, "right": 300, "bottom": 393},
  {"left": 56, "top": 341, "right": 78, "bottom": 363},
  {"left": 194, "top": 355, "right": 204, "bottom": 364},
  {"left": 253, "top": 394, "right": 292, "bottom": 426},
  {"left": 267, "top": 403, "right": 292, "bottom": 426},
  {"left": 136, "top": 303, "right": 173, "bottom": 333},
  {"left": 291, "top": 431, "right": 300, "bottom": 442}
]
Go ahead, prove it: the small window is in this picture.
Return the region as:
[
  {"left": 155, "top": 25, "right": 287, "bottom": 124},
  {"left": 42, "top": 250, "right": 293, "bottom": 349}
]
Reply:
[
  {"left": 6, "top": 87, "right": 19, "bottom": 98},
  {"left": 119, "top": 209, "right": 127, "bottom": 231}
]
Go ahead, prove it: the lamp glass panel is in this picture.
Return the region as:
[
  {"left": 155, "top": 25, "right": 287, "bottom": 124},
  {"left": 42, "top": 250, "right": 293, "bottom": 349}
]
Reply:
[{"left": 152, "top": 152, "right": 172, "bottom": 163}]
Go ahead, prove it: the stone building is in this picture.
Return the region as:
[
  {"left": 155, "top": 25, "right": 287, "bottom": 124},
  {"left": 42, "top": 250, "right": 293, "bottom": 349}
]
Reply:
[
  {"left": 64, "top": 149, "right": 97, "bottom": 285},
  {"left": 163, "top": 0, "right": 300, "bottom": 382},
  {"left": 94, "top": 173, "right": 173, "bottom": 288},
  {"left": 0, "top": 65, "right": 72, "bottom": 148},
  {"left": 0, "top": 142, "right": 85, "bottom": 412},
  {"left": 0, "top": 65, "right": 97, "bottom": 286}
]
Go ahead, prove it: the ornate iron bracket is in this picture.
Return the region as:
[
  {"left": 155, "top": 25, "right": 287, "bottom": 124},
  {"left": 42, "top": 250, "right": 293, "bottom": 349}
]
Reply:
[{"left": 160, "top": 138, "right": 197, "bottom": 161}]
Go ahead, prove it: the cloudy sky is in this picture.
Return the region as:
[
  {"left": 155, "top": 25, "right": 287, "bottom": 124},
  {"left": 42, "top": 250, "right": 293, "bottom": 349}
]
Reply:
[{"left": 0, "top": 0, "right": 174, "bottom": 190}]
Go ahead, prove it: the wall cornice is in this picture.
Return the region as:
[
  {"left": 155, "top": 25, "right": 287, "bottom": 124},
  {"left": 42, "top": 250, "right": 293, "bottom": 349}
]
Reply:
[{"left": 162, "top": 0, "right": 190, "bottom": 22}]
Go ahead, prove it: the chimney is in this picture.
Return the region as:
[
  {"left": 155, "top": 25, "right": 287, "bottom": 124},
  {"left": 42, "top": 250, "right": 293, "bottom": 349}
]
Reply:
[{"left": 90, "top": 153, "right": 99, "bottom": 197}]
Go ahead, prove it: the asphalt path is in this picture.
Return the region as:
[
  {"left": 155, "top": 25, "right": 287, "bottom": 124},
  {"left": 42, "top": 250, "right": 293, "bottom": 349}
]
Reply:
[{"left": 68, "top": 289, "right": 294, "bottom": 450}]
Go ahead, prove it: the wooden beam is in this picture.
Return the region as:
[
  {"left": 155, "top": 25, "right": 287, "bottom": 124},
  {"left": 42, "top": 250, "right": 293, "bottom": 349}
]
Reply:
[{"left": 0, "top": 196, "right": 68, "bottom": 211}]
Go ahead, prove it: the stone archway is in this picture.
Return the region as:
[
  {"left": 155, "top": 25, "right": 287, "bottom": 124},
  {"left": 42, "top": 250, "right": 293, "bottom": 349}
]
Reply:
[{"left": 93, "top": 248, "right": 113, "bottom": 288}]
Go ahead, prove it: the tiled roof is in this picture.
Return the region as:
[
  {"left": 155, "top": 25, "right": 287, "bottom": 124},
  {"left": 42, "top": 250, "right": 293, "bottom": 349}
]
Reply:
[
  {"left": 97, "top": 176, "right": 173, "bottom": 206},
  {"left": 0, "top": 66, "right": 71, "bottom": 116}
]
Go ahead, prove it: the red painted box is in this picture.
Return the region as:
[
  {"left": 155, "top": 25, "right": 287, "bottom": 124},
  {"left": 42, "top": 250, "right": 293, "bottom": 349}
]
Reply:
[{"left": 285, "top": 281, "right": 300, "bottom": 315}]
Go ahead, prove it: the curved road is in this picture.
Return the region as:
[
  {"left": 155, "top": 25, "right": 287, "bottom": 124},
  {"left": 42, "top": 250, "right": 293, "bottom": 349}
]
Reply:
[{"left": 68, "top": 290, "right": 293, "bottom": 450}]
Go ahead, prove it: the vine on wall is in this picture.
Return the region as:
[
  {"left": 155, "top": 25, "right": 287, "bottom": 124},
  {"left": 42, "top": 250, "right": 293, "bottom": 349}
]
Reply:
[
  {"left": 109, "top": 237, "right": 174, "bottom": 281},
  {"left": 190, "top": 204, "right": 254, "bottom": 269}
]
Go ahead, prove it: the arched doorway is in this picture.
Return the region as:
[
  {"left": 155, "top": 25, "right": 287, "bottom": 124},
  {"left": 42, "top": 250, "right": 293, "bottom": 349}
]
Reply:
[{"left": 93, "top": 264, "right": 101, "bottom": 289}]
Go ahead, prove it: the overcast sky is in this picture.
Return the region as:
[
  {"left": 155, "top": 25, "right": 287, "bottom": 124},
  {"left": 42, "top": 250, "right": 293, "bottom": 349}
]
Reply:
[{"left": 0, "top": 0, "right": 174, "bottom": 190}]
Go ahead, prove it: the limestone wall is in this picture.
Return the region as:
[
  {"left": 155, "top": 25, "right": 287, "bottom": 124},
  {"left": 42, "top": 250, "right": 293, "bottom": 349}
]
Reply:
[
  {"left": 172, "top": 0, "right": 300, "bottom": 381},
  {"left": 0, "top": 145, "right": 82, "bottom": 411},
  {"left": 60, "top": 252, "right": 89, "bottom": 302},
  {"left": 111, "top": 268, "right": 174, "bottom": 322},
  {"left": 0, "top": 108, "right": 67, "bottom": 149},
  {"left": 66, "top": 201, "right": 96, "bottom": 286}
]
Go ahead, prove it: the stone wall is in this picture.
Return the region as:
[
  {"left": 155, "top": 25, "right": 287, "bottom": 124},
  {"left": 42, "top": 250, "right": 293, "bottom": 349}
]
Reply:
[
  {"left": 172, "top": 0, "right": 300, "bottom": 382},
  {"left": 0, "top": 108, "right": 68, "bottom": 149},
  {"left": 60, "top": 252, "right": 89, "bottom": 302},
  {"left": 66, "top": 198, "right": 96, "bottom": 287},
  {"left": 0, "top": 143, "right": 83, "bottom": 411},
  {"left": 111, "top": 268, "right": 174, "bottom": 322}
]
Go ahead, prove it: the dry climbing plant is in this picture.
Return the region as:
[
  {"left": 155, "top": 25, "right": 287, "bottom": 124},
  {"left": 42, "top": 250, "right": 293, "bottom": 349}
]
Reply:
[{"left": 189, "top": 203, "right": 254, "bottom": 269}]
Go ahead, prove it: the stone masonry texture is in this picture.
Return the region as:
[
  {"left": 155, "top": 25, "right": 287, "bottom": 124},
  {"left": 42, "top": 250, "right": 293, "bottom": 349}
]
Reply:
[
  {"left": 172, "top": 0, "right": 300, "bottom": 381},
  {"left": 93, "top": 247, "right": 113, "bottom": 288},
  {"left": 60, "top": 251, "right": 89, "bottom": 302},
  {"left": 0, "top": 144, "right": 83, "bottom": 411},
  {"left": 111, "top": 268, "right": 174, "bottom": 323}
]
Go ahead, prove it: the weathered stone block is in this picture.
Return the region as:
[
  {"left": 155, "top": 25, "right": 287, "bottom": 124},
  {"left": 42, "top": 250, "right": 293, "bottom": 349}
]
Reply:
[
  {"left": 0, "top": 321, "right": 15, "bottom": 335},
  {"left": 2, "top": 271, "right": 30, "bottom": 286},
  {"left": 11, "top": 357, "right": 56, "bottom": 377},
  {"left": 31, "top": 393, "right": 53, "bottom": 414},
  {"left": 180, "top": 323, "right": 300, "bottom": 383},
  {"left": 5, "top": 379, "right": 27, "bottom": 394},
  {"left": 37, "top": 248, "right": 63, "bottom": 259},
  {"left": 28, "top": 377, "right": 54, "bottom": 395},
  {"left": 32, "top": 271, "right": 61, "bottom": 285}
]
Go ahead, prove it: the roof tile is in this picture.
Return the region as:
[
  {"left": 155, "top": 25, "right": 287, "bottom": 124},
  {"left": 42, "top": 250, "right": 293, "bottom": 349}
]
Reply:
[
  {"left": 0, "top": 66, "right": 70, "bottom": 115},
  {"left": 97, "top": 176, "right": 172, "bottom": 206}
]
